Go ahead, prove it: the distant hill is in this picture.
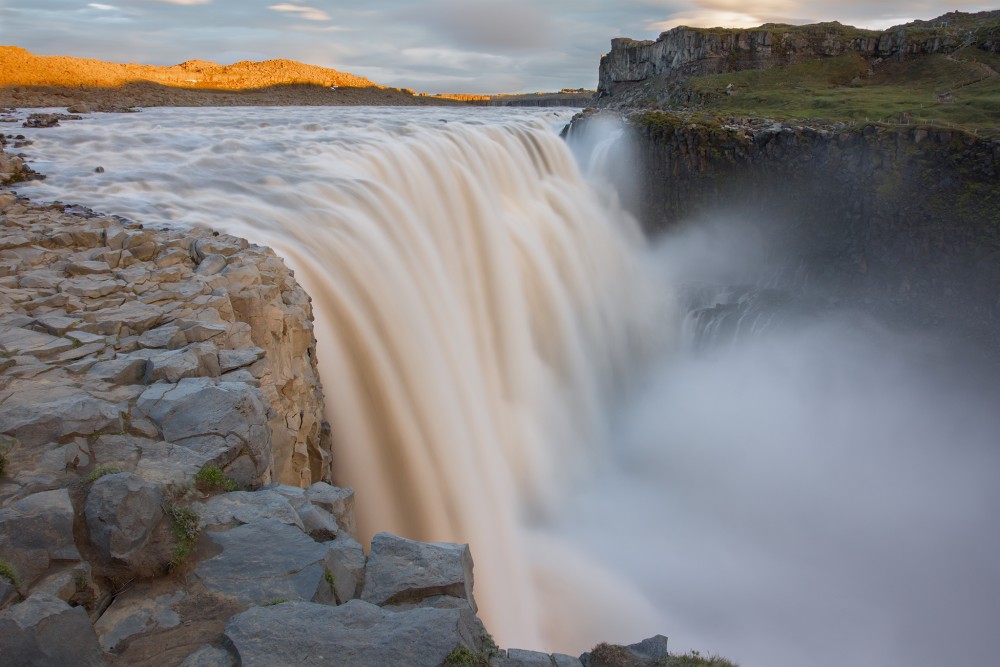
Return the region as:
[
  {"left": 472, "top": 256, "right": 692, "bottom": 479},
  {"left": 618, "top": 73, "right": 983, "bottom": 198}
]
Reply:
[{"left": 0, "top": 46, "right": 379, "bottom": 90}]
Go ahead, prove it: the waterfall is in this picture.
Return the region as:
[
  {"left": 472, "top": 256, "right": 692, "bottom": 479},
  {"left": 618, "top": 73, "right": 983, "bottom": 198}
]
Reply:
[
  {"left": 22, "top": 106, "right": 1000, "bottom": 666},
  {"left": 245, "top": 120, "right": 662, "bottom": 647}
]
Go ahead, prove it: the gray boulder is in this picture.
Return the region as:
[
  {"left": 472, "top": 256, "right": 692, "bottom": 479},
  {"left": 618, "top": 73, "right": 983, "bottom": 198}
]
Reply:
[
  {"left": 0, "top": 593, "right": 104, "bottom": 666},
  {"left": 195, "top": 519, "right": 329, "bottom": 606},
  {"left": 225, "top": 599, "right": 484, "bottom": 667},
  {"left": 361, "top": 532, "right": 477, "bottom": 611},
  {"left": 85, "top": 472, "right": 164, "bottom": 569},
  {"left": 0, "top": 385, "right": 122, "bottom": 447},
  {"left": 0, "top": 488, "right": 80, "bottom": 589}
]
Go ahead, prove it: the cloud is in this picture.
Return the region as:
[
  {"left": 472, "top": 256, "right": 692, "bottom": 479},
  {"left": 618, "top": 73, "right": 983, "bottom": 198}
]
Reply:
[
  {"left": 402, "top": 0, "right": 555, "bottom": 51},
  {"left": 268, "top": 3, "right": 330, "bottom": 22},
  {"left": 145, "top": 0, "right": 212, "bottom": 5},
  {"left": 87, "top": 3, "right": 117, "bottom": 10}
]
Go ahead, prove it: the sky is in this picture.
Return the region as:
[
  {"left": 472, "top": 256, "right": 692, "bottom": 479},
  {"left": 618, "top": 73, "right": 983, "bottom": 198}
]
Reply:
[{"left": 1, "top": 1, "right": 997, "bottom": 93}]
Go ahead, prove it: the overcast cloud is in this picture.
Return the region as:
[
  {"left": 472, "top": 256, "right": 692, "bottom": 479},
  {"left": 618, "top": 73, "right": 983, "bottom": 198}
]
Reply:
[{"left": 1, "top": 1, "right": 996, "bottom": 92}]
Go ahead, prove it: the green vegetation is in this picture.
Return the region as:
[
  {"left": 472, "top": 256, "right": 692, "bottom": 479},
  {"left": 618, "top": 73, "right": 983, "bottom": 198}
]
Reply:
[
  {"left": 0, "top": 449, "right": 7, "bottom": 478},
  {"left": 194, "top": 464, "right": 239, "bottom": 494},
  {"left": 443, "top": 646, "right": 488, "bottom": 667},
  {"left": 86, "top": 464, "right": 123, "bottom": 482},
  {"left": 0, "top": 559, "right": 20, "bottom": 587},
  {"left": 168, "top": 504, "right": 201, "bottom": 570},
  {"left": 665, "top": 651, "right": 740, "bottom": 667},
  {"left": 685, "top": 50, "right": 1000, "bottom": 134},
  {"left": 590, "top": 642, "right": 635, "bottom": 667},
  {"left": 263, "top": 597, "right": 290, "bottom": 606}
]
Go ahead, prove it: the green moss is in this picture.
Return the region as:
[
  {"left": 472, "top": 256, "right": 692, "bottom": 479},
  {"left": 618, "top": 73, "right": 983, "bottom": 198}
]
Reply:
[
  {"left": 194, "top": 464, "right": 239, "bottom": 494},
  {"left": 0, "top": 559, "right": 20, "bottom": 587},
  {"left": 86, "top": 465, "right": 123, "bottom": 482}
]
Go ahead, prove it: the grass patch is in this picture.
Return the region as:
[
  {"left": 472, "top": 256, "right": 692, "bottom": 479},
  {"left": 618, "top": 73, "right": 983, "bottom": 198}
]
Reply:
[
  {"left": 0, "top": 559, "right": 20, "bottom": 587},
  {"left": 86, "top": 465, "right": 123, "bottom": 482},
  {"left": 685, "top": 51, "right": 1000, "bottom": 134},
  {"left": 194, "top": 465, "right": 239, "bottom": 494},
  {"left": 168, "top": 504, "right": 200, "bottom": 570},
  {"left": 665, "top": 652, "right": 739, "bottom": 667}
]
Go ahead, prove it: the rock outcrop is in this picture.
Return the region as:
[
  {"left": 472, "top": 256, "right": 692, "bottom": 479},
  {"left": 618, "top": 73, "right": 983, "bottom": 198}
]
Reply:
[{"left": 597, "top": 11, "right": 1000, "bottom": 106}]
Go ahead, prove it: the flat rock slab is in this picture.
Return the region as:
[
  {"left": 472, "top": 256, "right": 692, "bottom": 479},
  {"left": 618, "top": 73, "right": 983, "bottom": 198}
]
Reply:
[
  {"left": 361, "top": 532, "right": 476, "bottom": 611},
  {"left": 195, "top": 490, "right": 303, "bottom": 530},
  {"left": 225, "top": 599, "right": 482, "bottom": 667},
  {"left": 195, "top": 519, "right": 327, "bottom": 606},
  {"left": 0, "top": 593, "right": 104, "bottom": 666},
  {"left": 0, "top": 385, "right": 122, "bottom": 447},
  {"left": 136, "top": 377, "right": 268, "bottom": 446}
]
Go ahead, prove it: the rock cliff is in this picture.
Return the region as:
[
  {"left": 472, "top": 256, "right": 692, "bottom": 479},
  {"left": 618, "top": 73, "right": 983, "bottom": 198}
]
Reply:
[{"left": 597, "top": 11, "right": 1000, "bottom": 106}]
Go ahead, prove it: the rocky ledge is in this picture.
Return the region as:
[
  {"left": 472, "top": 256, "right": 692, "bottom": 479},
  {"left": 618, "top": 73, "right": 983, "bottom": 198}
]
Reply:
[{"left": 0, "top": 150, "right": 684, "bottom": 665}]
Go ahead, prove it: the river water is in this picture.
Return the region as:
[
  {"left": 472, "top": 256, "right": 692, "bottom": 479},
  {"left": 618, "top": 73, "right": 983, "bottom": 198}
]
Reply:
[{"left": 14, "top": 106, "right": 1000, "bottom": 666}]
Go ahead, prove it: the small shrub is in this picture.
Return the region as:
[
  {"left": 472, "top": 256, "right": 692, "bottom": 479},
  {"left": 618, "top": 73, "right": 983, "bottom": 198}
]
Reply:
[
  {"left": 324, "top": 568, "right": 336, "bottom": 592},
  {"left": 443, "top": 646, "right": 489, "bottom": 667},
  {"left": 168, "top": 504, "right": 201, "bottom": 570},
  {"left": 590, "top": 643, "right": 636, "bottom": 667},
  {"left": 194, "top": 465, "right": 239, "bottom": 494},
  {"left": 87, "top": 465, "right": 123, "bottom": 482},
  {"left": 0, "top": 449, "right": 7, "bottom": 478},
  {"left": 0, "top": 559, "right": 20, "bottom": 587},
  {"left": 668, "top": 652, "right": 740, "bottom": 667}
]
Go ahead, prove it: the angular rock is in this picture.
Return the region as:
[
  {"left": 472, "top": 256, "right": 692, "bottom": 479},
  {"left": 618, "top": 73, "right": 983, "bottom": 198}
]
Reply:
[
  {"left": 0, "top": 386, "right": 122, "bottom": 447},
  {"left": 87, "top": 357, "right": 150, "bottom": 385},
  {"left": 85, "top": 472, "right": 164, "bottom": 568},
  {"left": 304, "top": 482, "right": 356, "bottom": 537},
  {"left": 136, "top": 378, "right": 271, "bottom": 474},
  {"left": 0, "top": 488, "right": 80, "bottom": 588},
  {"left": 195, "top": 519, "right": 328, "bottom": 606},
  {"left": 0, "top": 593, "right": 104, "bottom": 666},
  {"left": 502, "top": 648, "right": 555, "bottom": 667},
  {"left": 552, "top": 654, "right": 585, "bottom": 667},
  {"left": 0, "top": 325, "right": 75, "bottom": 359},
  {"left": 195, "top": 490, "right": 303, "bottom": 531},
  {"left": 225, "top": 599, "right": 484, "bottom": 667},
  {"left": 217, "top": 347, "right": 265, "bottom": 373},
  {"left": 361, "top": 532, "right": 477, "bottom": 611},
  {"left": 322, "top": 534, "right": 366, "bottom": 604},
  {"left": 94, "top": 589, "right": 184, "bottom": 652}
]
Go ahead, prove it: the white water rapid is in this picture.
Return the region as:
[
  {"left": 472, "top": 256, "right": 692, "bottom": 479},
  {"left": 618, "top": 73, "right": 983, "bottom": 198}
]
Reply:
[{"left": 15, "top": 106, "right": 1000, "bottom": 667}]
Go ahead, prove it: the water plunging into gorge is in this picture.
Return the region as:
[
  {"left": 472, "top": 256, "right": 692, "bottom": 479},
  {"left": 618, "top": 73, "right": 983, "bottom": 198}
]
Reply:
[{"left": 16, "top": 107, "right": 1000, "bottom": 667}]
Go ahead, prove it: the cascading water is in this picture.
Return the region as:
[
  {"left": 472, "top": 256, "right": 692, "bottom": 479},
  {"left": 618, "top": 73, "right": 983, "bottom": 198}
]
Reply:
[{"left": 15, "top": 106, "right": 1000, "bottom": 666}]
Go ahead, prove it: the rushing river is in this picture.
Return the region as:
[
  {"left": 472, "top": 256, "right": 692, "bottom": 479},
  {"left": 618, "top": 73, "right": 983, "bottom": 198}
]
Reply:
[{"left": 14, "top": 106, "right": 1000, "bottom": 667}]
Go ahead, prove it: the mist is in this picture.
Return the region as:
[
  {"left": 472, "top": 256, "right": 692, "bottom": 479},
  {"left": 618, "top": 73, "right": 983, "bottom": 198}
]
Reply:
[{"left": 552, "top": 146, "right": 1000, "bottom": 664}]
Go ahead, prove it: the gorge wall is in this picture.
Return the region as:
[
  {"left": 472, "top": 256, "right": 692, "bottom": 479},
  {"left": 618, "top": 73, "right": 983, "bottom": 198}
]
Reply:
[{"left": 571, "top": 110, "right": 1000, "bottom": 350}]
